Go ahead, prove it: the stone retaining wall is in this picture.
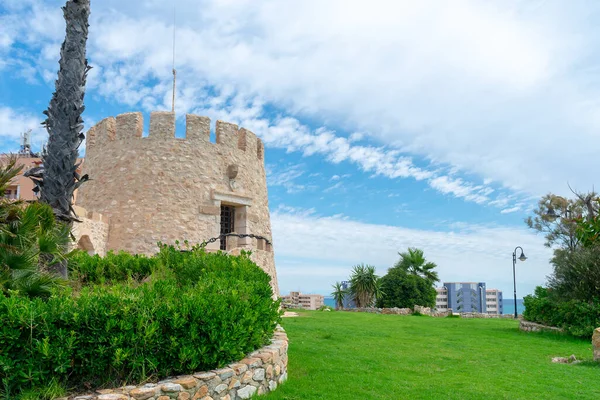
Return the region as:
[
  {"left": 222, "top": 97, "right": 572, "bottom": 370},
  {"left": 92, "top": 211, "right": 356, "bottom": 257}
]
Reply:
[
  {"left": 457, "top": 312, "right": 515, "bottom": 319},
  {"left": 62, "top": 326, "right": 288, "bottom": 400},
  {"left": 344, "top": 307, "right": 412, "bottom": 315},
  {"left": 593, "top": 328, "right": 600, "bottom": 361},
  {"left": 519, "top": 320, "right": 564, "bottom": 333},
  {"left": 343, "top": 307, "right": 516, "bottom": 319}
]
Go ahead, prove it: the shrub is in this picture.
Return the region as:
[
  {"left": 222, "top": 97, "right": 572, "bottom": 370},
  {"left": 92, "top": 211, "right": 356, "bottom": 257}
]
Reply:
[
  {"left": 376, "top": 268, "right": 436, "bottom": 309},
  {"left": 523, "top": 286, "right": 600, "bottom": 338},
  {"left": 68, "top": 250, "right": 160, "bottom": 285},
  {"left": 0, "top": 201, "right": 68, "bottom": 299},
  {"left": 0, "top": 247, "right": 281, "bottom": 397}
]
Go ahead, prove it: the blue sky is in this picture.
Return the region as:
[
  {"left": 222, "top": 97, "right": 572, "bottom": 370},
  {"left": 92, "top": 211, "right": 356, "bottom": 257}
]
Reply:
[{"left": 2, "top": 0, "right": 599, "bottom": 298}]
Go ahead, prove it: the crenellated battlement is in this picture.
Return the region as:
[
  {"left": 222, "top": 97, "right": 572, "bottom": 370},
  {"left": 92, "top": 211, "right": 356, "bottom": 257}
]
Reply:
[
  {"left": 77, "top": 108, "right": 277, "bottom": 295},
  {"left": 86, "top": 111, "right": 264, "bottom": 160}
]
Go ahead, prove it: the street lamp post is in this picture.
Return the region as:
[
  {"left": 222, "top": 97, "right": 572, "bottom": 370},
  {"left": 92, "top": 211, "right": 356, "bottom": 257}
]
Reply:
[{"left": 512, "top": 246, "right": 527, "bottom": 318}]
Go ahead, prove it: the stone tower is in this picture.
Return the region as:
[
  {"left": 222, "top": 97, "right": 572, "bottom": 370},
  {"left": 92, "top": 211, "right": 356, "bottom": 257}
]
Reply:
[{"left": 76, "top": 111, "right": 278, "bottom": 295}]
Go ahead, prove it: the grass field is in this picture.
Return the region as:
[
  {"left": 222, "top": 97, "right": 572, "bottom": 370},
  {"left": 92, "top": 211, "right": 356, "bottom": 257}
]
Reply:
[{"left": 265, "top": 311, "right": 600, "bottom": 400}]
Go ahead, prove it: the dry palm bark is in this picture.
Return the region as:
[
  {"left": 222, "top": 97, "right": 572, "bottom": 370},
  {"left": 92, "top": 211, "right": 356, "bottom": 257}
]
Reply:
[{"left": 26, "top": 0, "right": 91, "bottom": 277}]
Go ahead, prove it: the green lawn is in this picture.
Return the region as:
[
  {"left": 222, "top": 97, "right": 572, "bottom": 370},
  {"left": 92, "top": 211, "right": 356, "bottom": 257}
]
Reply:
[{"left": 266, "top": 311, "right": 600, "bottom": 400}]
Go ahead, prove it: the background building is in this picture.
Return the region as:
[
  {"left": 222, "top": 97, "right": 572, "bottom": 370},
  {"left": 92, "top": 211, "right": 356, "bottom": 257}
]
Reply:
[
  {"left": 435, "top": 286, "right": 449, "bottom": 311},
  {"left": 436, "top": 282, "right": 503, "bottom": 314},
  {"left": 437, "top": 282, "right": 487, "bottom": 313},
  {"left": 2, "top": 155, "right": 84, "bottom": 202},
  {"left": 340, "top": 280, "right": 356, "bottom": 309},
  {"left": 282, "top": 291, "right": 324, "bottom": 310},
  {"left": 2, "top": 155, "right": 40, "bottom": 201},
  {"left": 485, "top": 288, "right": 503, "bottom": 315},
  {"left": 2, "top": 133, "right": 84, "bottom": 202}
]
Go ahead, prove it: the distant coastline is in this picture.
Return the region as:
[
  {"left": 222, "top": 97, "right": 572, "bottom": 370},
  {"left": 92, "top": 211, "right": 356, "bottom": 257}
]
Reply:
[{"left": 324, "top": 296, "right": 525, "bottom": 315}]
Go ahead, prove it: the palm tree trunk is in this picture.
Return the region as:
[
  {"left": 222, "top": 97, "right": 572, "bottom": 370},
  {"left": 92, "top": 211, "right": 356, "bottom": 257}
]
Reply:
[{"left": 37, "top": 0, "right": 91, "bottom": 278}]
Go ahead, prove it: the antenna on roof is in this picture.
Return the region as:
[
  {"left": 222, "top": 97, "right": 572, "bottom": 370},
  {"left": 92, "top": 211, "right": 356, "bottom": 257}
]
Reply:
[
  {"left": 171, "top": 3, "right": 176, "bottom": 113},
  {"left": 19, "top": 129, "right": 32, "bottom": 157}
]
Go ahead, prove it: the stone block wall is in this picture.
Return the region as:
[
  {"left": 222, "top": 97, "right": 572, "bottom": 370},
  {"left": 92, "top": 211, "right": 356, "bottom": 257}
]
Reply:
[
  {"left": 381, "top": 308, "right": 412, "bottom": 315},
  {"left": 593, "top": 328, "right": 600, "bottom": 361},
  {"left": 70, "top": 205, "right": 109, "bottom": 256},
  {"left": 343, "top": 307, "right": 518, "bottom": 319},
  {"left": 413, "top": 305, "right": 432, "bottom": 315},
  {"left": 519, "top": 320, "right": 564, "bottom": 333},
  {"left": 62, "top": 326, "right": 288, "bottom": 400},
  {"left": 457, "top": 312, "right": 514, "bottom": 319},
  {"left": 344, "top": 307, "right": 412, "bottom": 315}
]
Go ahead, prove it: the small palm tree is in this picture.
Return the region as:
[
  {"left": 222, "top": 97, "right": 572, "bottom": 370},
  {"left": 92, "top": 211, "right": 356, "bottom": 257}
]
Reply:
[
  {"left": 331, "top": 282, "right": 347, "bottom": 310},
  {"left": 396, "top": 247, "right": 439, "bottom": 284},
  {"left": 349, "top": 264, "right": 382, "bottom": 308},
  {"left": 1, "top": 156, "right": 66, "bottom": 298}
]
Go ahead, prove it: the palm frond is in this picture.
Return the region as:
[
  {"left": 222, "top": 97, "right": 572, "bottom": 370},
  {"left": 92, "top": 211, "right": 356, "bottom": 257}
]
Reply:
[
  {"left": 0, "top": 154, "right": 24, "bottom": 197},
  {"left": 0, "top": 201, "right": 68, "bottom": 299}
]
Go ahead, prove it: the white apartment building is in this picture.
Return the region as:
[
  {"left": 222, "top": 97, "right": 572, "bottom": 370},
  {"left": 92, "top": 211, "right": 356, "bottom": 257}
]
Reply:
[
  {"left": 435, "top": 287, "right": 449, "bottom": 310},
  {"left": 281, "top": 291, "right": 325, "bottom": 310},
  {"left": 485, "top": 289, "right": 503, "bottom": 315}
]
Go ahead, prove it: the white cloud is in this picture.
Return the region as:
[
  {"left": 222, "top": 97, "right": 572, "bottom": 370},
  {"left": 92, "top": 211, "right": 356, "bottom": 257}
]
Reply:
[
  {"left": 0, "top": 106, "right": 46, "bottom": 152},
  {"left": 5, "top": 1, "right": 600, "bottom": 201},
  {"left": 77, "top": 0, "right": 594, "bottom": 197},
  {"left": 272, "top": 208, "right": 553, "bottom": 297},
  {"left": 0, "top": 105, "right": 95, "bottom": 156},
  {"left": 500, "top": 206, "right": 522, "bottom": 214},
  {"left": 428, "top": 176, "right": 491, "bottom": 204},
  {"left": 323, "top": 181, "right": 343, "bottom": 193},
  {"left": 348, "top": 132, "right": 365, "bottom": 143},
  {"left": 274, "top": 205, "right": 316, "bottom": 219},
  {"left": 266, "top": 164, "right": 308, "bottom": 194},
  {"left": 185, "top": 95, "right": 515, "bottom": 207}
]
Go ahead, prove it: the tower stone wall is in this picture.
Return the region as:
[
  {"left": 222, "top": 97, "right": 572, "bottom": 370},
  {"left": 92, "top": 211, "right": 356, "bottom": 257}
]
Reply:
[{"left": 76, "top": 111, "right": 278, "bottom": 295}]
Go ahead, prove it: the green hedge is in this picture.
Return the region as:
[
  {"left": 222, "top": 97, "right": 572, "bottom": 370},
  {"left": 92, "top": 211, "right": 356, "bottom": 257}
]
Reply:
[
  {"left": 0, "top": 246, "right": 281, "bottom": 398},
  {"left": 523, "top": 286, "right": 600, "bottom": 338},
  {"left": 68, "top": 250, "right": 160, "bottom": 284}
]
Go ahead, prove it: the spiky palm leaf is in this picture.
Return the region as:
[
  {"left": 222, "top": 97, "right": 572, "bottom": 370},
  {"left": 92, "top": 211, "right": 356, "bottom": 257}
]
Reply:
[
  {"left": 0, "top": 154, "right": 23, "bottom": 196},
  {"left": 0, "top": 154, "right": 25, "bottom": 240},
  {"left": 331, "top": 281, "right": 347, "bottom": 310},
  {"left": 396, "top": 247, "right": 440, "bottom": 284},
  {"left": 0, "top": 202, "right": 66, "bottom": 298},
  {"left": 348, "top": 264, "right": 382, "bottom": 308}
]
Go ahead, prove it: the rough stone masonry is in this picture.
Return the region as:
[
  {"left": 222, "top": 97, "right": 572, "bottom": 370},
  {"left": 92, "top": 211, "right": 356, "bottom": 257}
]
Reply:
[
  {"left": 59, "top": 326, "right": 288, "bottom": 400},
  {"left": 593, "top": 327, "right": 600, "bottom": 361},
  {"left": 76, "top": 111, "right": 279, "bottom": 295}
]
